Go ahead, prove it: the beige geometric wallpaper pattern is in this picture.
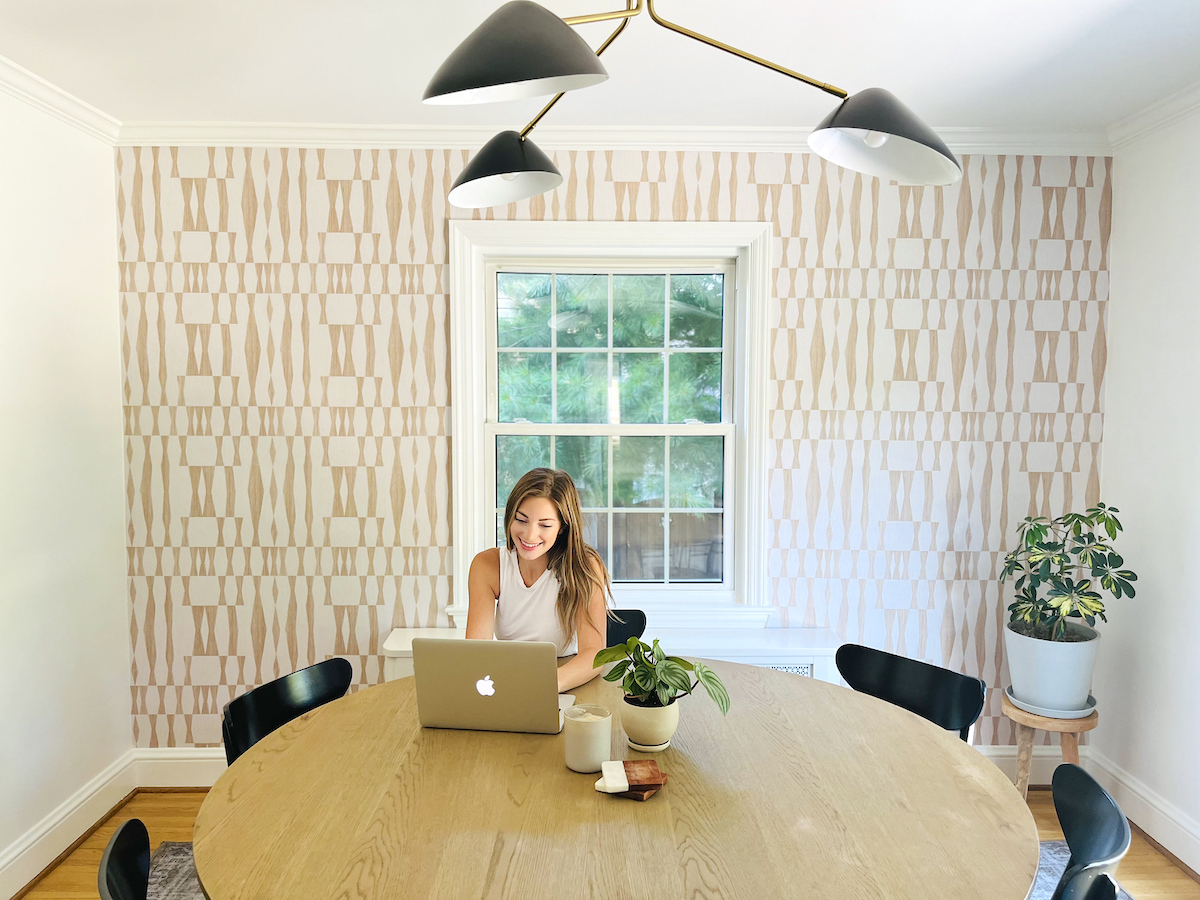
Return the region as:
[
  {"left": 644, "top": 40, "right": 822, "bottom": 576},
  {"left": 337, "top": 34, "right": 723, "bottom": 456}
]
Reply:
[{"left": 116, "top": 146, "right": 1109, "bottom": 747}]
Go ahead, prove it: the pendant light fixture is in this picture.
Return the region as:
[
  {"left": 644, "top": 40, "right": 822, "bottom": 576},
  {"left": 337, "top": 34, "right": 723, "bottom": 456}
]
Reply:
[
  {"left": 423, "top": 1, "right": 609, "bottom": 105},
  {"left": 446, "top": 130, "right": 564, "bottom": 208},
  {"left": 807, "top": 88, "right": 962, "bottom": 186},
  {"left": 426, "top": 0, "right": 962, "bottom": 208}
]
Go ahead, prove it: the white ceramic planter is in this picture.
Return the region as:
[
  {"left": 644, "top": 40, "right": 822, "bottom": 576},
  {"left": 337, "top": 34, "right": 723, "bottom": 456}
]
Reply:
[
  {"left": 1004, "top": 621, "right": 1100, "bottom": 712},
  {"left": 619, "top": 698, "right": 680, "bottom": 751}
]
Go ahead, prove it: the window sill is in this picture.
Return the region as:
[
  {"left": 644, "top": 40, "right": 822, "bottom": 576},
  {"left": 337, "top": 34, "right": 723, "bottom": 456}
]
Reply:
[{"left": 383, "top": 625, "right": 840, "bottom": 683}]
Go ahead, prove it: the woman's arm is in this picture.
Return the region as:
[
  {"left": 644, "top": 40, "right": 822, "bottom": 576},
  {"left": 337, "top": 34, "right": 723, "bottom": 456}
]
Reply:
[
  {"left": 465, "top": 548, "right": 501, "bottom": 640},
  {"left": 556, "top": 580, "right": 608, "bottom": 693}
]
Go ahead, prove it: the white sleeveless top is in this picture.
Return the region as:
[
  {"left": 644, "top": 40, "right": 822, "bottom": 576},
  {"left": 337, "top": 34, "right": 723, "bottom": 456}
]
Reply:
[{"left": 494, "top": 548, "right": 577, "bottom": 657}]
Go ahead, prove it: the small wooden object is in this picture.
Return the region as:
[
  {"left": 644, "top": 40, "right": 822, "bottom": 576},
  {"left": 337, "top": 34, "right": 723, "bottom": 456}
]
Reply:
[
  {"left": 598, "top": 759, "right": 669, "bottom": 800},
  {"left": 1001, "top": 692, "right": 1099, "bottom": 799},
  {"left": 618, "top": 760, "right": 668, "bottom": 801}
]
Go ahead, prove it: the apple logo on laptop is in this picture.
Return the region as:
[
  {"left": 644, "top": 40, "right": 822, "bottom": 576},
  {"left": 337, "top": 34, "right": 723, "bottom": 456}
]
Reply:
[{"left": 476, "top": 675, "right": 496, "bottom": 697}]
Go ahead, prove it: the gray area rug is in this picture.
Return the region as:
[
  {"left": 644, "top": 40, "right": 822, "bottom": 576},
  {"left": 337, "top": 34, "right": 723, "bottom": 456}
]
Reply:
[
  {"left": 1033, "top": 841, "right": 1133, "bottom": 899},
  {"left": 148, "top": 842, "right": 204, "bottom": 900}
]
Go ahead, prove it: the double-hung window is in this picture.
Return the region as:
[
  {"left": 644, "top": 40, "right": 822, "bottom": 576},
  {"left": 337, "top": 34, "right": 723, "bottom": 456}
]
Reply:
[
  {"left": 449, "top": 222, "right": 772, "bottom": 625},
  {"left": 491, "top": 264, "right": 732, "bottom": 588}
]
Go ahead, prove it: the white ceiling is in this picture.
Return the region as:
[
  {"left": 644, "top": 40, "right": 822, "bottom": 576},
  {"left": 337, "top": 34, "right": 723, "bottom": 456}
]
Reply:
[{"left": 0, "top": 0, "right": 1198, "bottom": 138}]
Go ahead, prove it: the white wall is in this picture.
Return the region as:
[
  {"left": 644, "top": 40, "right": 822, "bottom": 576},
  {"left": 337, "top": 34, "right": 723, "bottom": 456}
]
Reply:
[
  {"left": 0, "top": 91, "right": 130, "bottom": 895},
  {"left": 1092, "top": 105, "right": 1200, "bottom": 872}
]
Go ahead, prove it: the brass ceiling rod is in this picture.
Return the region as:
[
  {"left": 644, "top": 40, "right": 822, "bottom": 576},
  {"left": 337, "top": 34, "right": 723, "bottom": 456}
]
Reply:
[
  {"left": 562, "top": 0, "right": 643, "bottom": 27},
  {"left": 521, "top": 0, "right": 640, "bottom": 139},
  {"left": 645, "top": 0, "right": 847, "bottom": 100}
]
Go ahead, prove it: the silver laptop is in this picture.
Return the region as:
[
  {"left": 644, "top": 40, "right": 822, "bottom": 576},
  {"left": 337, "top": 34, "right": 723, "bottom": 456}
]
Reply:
[{"left": 411, "top": 638, "right": 575, "bottom": 734}]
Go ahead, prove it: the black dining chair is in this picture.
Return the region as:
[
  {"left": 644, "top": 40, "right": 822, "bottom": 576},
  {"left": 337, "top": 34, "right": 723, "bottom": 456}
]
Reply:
[
  {"left": 606, "top": 608, "right": 647, "bottom": 647},
  {"left": 222, "top": 657, "right": 354, "bottom": 765},
  {"left": 1049, "top": 764, "right": 1131, "bottom": 900},
  {"left": 98, "top": 818, "right": 150, "bottom": 900},
  {"left": 835, "top": 643, "right": 986, "bottom": 741}
]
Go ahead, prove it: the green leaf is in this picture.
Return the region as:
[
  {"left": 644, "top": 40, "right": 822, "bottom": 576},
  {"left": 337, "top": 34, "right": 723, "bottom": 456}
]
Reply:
[
  {"left": 655, "top": 684, "right": 671, "bottom": 707},
  {"left": 633, "top": 666, "right": 655, "bottom": 693},
  {"left": 593, "top": 645, "right": 630, "bottom": 668},
  {"left": 665, "top": 656, "right": 695, "bottom": 672},
  {"left": 657, "top": 660, "right": 693, "bottom": 694},
  {"left": 629, "top": 641, "right": 647, "bottom": 667},
  {"left": 622, "top": 671, "right": 637, "bottom": 695},
  {"left": 603, "top": 664, "right": 627, "bottom": 682},
  {"left": 692, "top": 662, "right": 731, "bottom": 715}
]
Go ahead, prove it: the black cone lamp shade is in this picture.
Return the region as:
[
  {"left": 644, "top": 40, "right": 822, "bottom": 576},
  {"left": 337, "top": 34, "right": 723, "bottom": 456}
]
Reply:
[
  {"left": 424, "top": 1, "right": 608, "bottom": 105},
  {"left": 449, "top": 130, "right": 563, "bottom": 208},
  {"left": 807, "top": 88, "right": 962, "bottom": 186}
]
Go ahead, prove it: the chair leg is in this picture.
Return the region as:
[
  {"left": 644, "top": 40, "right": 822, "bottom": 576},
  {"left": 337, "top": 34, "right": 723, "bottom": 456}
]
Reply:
[
  {"left": 1015, "top": 724, "right": 1035, "bottom": 799},
  {"left": 1061, "top": 732, "right": 1080, "bottom": 766}
]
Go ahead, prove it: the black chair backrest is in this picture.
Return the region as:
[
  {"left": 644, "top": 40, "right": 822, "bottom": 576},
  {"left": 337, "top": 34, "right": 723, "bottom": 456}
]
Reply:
[
  {"left": 1050, "top": 764, "right": 1131, "bottom": 900},
  {"left": 98, "top": 818, "right": 150, "bottom": 900},
  {"left": 835, "top": 643, "right": 986, "bottom": 741},
  {"left": 606, "top": 609, "right": 647, "bottom": 647},
  {"left": 222, "top": 657, "right": 353, "bottom": 765}
]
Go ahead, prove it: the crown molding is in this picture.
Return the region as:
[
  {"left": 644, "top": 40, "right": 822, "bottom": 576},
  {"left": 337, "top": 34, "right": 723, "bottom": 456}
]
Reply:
[
  {"left": 118, "top": 122, "right": 484, "bottom": 149},
  {"left": 1107, "top": 79, "right": 1200, "bottom": 149},
  {"left": 0, "top": 53, "right": 120, "bottom": 143},
  {"left": 937, "top": 127, "right": 1111, "bottom": 157},
  {"left": 116, "top": 121, "right": 1112, "bottom": 156}
]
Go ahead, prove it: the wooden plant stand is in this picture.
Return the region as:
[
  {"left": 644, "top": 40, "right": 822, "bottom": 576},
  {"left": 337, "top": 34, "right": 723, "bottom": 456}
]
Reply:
[{"left": 1001, "top": 692, "right": 1099, "bottom": 798}]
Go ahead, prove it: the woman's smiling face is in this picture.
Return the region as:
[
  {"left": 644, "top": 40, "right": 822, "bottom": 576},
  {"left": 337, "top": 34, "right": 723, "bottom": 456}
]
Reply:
[{"left": 510, "top": 496, "right": 562, "bottom": 562}]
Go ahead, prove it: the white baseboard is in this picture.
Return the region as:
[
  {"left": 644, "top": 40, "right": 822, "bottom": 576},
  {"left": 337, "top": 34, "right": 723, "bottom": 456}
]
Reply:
[
  {"left": 977, "top": 743, "right": 1085, "bottom": 787},
  {"left": 0, "top": 750, "right": 138, "bottom": 900},
  {"left": 1088, "top": 750, "right": 1200, "bottom": 875},
  {"left": 0, "top": 748, "right": 227, "bottom": 899},
  {"left": 131, "top": 748, "right": 227, "bottom": 789}
]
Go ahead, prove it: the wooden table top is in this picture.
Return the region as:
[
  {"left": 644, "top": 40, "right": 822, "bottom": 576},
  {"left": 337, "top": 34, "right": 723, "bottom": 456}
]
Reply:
[{"left": 193, "top": 661, "right": 1039, "bottom": 900}]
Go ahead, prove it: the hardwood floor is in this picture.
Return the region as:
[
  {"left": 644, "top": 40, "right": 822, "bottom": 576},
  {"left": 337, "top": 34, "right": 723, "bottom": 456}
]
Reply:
[
  {"left": 19, "top": 792, "right": 204, "bottom": 900},
  {"left": 19, "top": 788, "right": 1200, "bottom": 898}
]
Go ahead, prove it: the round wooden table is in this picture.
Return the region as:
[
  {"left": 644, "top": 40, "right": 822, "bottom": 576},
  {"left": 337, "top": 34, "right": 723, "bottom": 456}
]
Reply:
[{"left": 194, "top": 661, "right": 1038, "bottom": 899}]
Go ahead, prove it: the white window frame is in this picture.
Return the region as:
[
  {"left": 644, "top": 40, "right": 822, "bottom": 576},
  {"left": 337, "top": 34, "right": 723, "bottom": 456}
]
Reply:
[{"left": 448, "top": 221, "right": 772, "bottom": 628}]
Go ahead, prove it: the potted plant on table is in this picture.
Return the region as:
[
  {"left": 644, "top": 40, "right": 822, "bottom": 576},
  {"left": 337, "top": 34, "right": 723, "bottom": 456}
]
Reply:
[
  {"left": 1000, "top": 503, "right": 1137, "bottom": 713},
  {"left": 592, "top": 637, "right": 730, "bottom": 751}
]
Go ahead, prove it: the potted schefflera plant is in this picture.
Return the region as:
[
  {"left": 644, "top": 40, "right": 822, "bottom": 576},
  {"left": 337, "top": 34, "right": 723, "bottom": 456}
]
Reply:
[
  {"left": 593, "top": 637, "right": 730, "bottom": 751},
  {"left": 1000, "top": 503, "right": 1137, "bottom": 713}
]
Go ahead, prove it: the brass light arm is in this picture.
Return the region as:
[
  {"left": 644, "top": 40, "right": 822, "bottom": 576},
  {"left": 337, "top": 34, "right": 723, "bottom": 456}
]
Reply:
[
  {"left": 520, "top": 0, "right": 637, "bottom": 139},
  {"left": 561, "top": 0, "right": 642, "bottom": 27},
  {"left": 645, "top": 0, "right": 847, "bottom": 100}
]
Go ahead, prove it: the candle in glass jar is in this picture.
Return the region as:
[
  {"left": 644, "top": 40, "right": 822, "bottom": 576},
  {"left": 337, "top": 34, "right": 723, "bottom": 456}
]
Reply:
[{"left": 564, "top": 705, "right": 612, "bottom": 773}]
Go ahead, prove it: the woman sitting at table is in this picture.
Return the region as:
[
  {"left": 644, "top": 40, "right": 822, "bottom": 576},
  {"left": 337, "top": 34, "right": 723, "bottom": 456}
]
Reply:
[{"left": 466, "top": 467, "right": 611, "bottom": 693}]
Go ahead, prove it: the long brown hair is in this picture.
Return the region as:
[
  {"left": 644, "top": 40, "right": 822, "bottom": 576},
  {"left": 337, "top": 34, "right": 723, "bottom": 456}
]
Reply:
[{"left": 503, "top": 468, "right": 611, "bottom": 642}]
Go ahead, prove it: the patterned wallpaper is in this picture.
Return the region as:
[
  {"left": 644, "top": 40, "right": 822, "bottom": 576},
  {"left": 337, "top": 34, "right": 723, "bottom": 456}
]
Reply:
[{"left": 117, "top": 146, "right": 1109, "bottom": 747}]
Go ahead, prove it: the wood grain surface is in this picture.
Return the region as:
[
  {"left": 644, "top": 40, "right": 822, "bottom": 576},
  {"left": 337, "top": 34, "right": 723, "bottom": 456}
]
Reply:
[{"left": 193, "top": 661, "right": 1039, "bottom": 899}]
